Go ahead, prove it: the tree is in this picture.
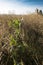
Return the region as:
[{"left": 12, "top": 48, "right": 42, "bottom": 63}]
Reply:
[
  {"left": 36, "top": 8, "right": 38, "bottom": 14},
  {"left": 39, "top": 10, "right": 42, "bottom": 15}
]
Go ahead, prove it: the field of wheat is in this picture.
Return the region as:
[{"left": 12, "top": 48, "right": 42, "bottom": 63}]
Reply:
[{"left": 0, "top": 14, "right": 43, "bottom": 65}]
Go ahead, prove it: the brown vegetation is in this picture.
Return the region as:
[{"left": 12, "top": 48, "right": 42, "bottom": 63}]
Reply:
[{"left": 0, "top": 14, "right": 43, "bottom": 65}]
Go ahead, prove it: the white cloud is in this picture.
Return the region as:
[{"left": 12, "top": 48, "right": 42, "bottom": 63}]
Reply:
[{"left": 0, "top": 1, "right": 43, "bottom": 14}]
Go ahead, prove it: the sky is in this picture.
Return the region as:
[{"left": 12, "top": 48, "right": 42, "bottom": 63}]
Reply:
[{"left": 0, "top": 0, "right": 43, "bottom": 14}]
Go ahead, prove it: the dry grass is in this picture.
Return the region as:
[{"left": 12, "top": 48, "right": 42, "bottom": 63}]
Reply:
[{"left": 0, "top": 14, "right": 43, "bottom": 65}]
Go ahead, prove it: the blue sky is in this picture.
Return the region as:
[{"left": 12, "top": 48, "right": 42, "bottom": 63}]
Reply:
[{"left": 0, "top": 0, "right": 43, "bottom": 14}]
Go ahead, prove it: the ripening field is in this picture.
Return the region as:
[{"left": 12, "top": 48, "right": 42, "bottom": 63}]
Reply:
[{"left": 0, "top": 14, "right": 43, "bottom": 65}]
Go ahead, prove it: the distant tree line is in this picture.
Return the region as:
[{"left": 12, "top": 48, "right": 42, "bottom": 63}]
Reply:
[{"left": 35, "top": 8, "right": 43, "bottom": 15}]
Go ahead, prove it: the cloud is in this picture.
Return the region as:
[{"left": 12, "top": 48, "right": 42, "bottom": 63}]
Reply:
[{"left": 0, "top": 0, "right": 43, "bottom": 14}]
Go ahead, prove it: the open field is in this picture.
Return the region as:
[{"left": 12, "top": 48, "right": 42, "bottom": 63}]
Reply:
[{"left": 0, "top": 14, "right": 43, "bottom": 65}]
